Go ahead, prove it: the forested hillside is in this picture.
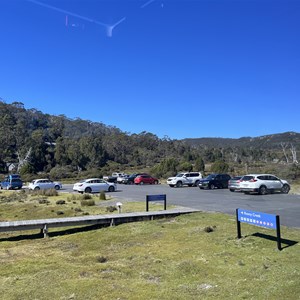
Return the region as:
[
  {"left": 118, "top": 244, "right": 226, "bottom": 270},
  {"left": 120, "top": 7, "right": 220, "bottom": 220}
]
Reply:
[
  {"left": 0, "top": 100, "right": 299, "bottom": 180},
  {"left": 183, "top": 132, "right": 300, "bottom": 150}
]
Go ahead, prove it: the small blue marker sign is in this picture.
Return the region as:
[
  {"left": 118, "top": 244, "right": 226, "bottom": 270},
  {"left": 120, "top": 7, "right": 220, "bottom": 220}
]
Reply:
[{"left": 237, "top": 209, "right": 277, "bottom": 229}]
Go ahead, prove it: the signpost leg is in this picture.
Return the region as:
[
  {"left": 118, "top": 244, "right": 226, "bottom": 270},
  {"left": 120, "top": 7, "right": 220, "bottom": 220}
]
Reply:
[
  {"left": 276, "top": 215, "right": 281, "bottom": 251},
  {"left": 236, "top": 209, "right": 242, "bottom": 239}
]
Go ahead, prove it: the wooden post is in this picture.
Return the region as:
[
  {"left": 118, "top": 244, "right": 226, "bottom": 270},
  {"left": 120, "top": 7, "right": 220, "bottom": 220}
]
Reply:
[{"left": 43, "top": 224, "right": 49, "bottom": 238}]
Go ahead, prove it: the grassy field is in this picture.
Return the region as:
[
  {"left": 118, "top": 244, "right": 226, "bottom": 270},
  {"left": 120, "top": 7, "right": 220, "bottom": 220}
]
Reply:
[{"left": 0, "top": 190, "right": 299, "bottom": 300}]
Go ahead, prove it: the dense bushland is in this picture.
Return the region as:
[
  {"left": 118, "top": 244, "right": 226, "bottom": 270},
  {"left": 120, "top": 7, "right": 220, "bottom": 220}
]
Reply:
[{"left": 0, "top": 100, "right": 299, "bottom": 180}]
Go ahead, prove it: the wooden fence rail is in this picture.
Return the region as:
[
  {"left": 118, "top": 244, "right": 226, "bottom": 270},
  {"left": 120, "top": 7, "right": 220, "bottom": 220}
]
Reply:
[{"left": 0, "top": 207, "right": 198, "bottom": 238}]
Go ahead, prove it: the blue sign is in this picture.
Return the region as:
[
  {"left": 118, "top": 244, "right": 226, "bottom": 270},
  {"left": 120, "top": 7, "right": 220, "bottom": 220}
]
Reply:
[
  {"left": 237, "top": 209, "right": 277, "bottom": 229},
  {"left": 147, "top": 194, "right": 166, "bottom": 201}
]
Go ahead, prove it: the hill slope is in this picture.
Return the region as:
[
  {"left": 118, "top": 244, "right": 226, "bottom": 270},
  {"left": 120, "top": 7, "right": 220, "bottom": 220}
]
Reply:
[{"left": 182, "top": 132, "right": 300, "bottom": 149}]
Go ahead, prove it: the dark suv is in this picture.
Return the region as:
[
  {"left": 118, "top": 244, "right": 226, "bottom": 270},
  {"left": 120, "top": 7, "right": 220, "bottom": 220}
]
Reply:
[{"left": 198, "top": 174, "right": 231, "bottom": 190}]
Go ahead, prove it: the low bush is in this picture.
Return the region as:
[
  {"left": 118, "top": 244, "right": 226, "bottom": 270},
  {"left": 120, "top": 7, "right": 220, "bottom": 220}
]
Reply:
[
  {"left": 106, "top": 206, "right": 117, "bottom": 212},
  {"left": 32, "top": 189, "right": 58, "bottom": 197},
  {"left": 56, "top": 200, "right": 66, "bottom": 205},
  {"left": 81, "top": 199, "right": 95, "bottom": 206},
  {"left": 81, "top": 194, "right": 92, "bottom": 200},
  {"left": 99, "top": 191, "right": 106, "bottom": 200}
]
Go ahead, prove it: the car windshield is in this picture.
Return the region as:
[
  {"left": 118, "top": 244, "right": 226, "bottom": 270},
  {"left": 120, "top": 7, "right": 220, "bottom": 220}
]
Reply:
[
  {"left": 176, "top": 173, "right": 184, "bottom": 177},
  {"left": 241, "top": 176, "right": 254, "bottom": 181},
  {"left": 205, "top": 175, "right": 216, "bottom": 180},
  {"left": 129, "top": 174, "right": 136, "bottom": 178},
  {"left": 12, "top": 179, "right": 22, "bottom": 183}
]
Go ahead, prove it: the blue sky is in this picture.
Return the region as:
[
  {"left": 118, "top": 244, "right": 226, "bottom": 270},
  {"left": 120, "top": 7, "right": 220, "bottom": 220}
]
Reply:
[{"left": 0, "top": 0, "right": 299, "bottom": 140}]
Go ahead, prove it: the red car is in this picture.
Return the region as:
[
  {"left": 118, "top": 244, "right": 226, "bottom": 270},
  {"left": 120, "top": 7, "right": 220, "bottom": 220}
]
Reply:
[{"left": 134, "top": 175, "right": 159, "bottom": 185}]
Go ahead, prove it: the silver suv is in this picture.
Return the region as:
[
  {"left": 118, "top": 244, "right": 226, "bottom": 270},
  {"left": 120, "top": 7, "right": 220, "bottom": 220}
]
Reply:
[
  {"left": 167, "top": 172, "right": 203, "bottom": 188},
  {"left": 239, "top": 174, "right": 290, "bottom": 195}
]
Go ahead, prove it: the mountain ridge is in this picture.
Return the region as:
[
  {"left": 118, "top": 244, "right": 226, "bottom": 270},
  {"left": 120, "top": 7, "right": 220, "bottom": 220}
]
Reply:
[{"left": 182, "top": 131, "right": 300, "bottom": 149}]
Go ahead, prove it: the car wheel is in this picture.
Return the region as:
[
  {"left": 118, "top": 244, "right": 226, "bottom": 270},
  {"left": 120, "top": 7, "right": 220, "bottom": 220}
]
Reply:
[
  {"left": 108, "top": 186, "right": 115, "bottom": 192},
  {"left": 259, "top": 185, "right": 267, "bottom": 195},
  {"left": 194, "top": 180, "right": 200, "bottom": 187},
  {"left": 176, "top": 181, "right": 183, "bottom": 188},
  {"left": 34, "top": 186, "right": 40, "bottom": 190},
  {"left": 210, "top": 184, "right": 215, "bottom": 190},
  {"left": 230, "top": 189, "right": 235, "bottom": 192},
  {"left": 244, "top": 191, "right": 250, "bottom": 194},
  {"left": 54, "top": 185, "right": 60, "bottom": 190},
  {"left": 169, "top": 185, "right": 174, "bottom": 188},
  {"left": 85, "top": 187, "right": 92, "bottom": 193},
  {"left": 281, "top": 184, "right": 290, "bottom": 194},
  {"left": 154, "top": 180, "right": 158, "bottom": 184}
]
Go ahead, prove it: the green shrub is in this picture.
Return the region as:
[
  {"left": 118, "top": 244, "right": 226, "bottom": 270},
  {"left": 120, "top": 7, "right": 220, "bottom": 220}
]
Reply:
[
  {"left": 81, "top": 199, "right": 95, "bottom": 206},
  {"left": 32, "top": 189, "right": 58, "bottom": 197},
  {"left": 106, "top": 206, "right": 117, "bottom": 212},
  {"left": 211, "top": 160, "right": 229, "bottom": 173},
  {"left": 56, "top": 200, "right": 66, "bottom": 205},
  {"left": 99, "top": 191, "right": 106, "bottom": 200},
  {"left": 81, "top": 194, "right": 92, "bottom": 200}
]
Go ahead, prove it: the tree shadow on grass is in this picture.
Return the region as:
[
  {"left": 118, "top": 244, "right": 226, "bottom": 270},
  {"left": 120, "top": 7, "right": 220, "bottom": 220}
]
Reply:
[{"left": 251, "top": 232, "right": 298, "bottom": 249}]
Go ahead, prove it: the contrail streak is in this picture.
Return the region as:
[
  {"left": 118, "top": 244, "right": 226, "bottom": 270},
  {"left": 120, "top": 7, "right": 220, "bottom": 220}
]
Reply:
[
  {"left": 106, "top": 17, "right": 126, "bottom": 37},
  {"left": 141, "top": 0, "right": 155, "bottom": 9},
  {"left": 26, "top": 0, "right": 125, "bottom": 37}
]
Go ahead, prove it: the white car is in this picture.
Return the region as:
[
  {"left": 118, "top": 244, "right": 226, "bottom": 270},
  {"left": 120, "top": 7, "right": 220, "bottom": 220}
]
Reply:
[
  {"left": 117, "top": 174, "right": 129, "bottom": 184},
  {"left": 239, "top": 174, "right": 290, "bottom": 195},
  {"left": 73, "top": 178, "right": 116, "bottom": 194},
  {"left": 167, "top": 172, "right": 203, "bottom": 187},
  {"left": 28, "top": 179, "right": 62, "bottom": 190}
]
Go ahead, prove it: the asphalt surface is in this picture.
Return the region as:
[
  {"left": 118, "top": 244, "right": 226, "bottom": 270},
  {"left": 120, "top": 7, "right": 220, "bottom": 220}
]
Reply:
[{"left": 63, "top": 183, "right": 300, "bottom": 228}]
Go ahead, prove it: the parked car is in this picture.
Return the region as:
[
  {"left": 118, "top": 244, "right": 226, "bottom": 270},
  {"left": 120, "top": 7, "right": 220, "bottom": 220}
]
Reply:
[
  {"left": 123, "top": 173, "right": 147, "bottom": 185},
  {"left": 103, "top": 172, "right": 126, "bottom": 183},
  {"left": 167, "top": 172, "right": 203, "bottom": 188},
  {"left": 0, "top": 174, "right": 23, "bottom": 190},
  {"left": 73, "top": 178, "right": 116, "bottom": 193},
  {"left": 117, "top": 174, "right": 129, "bottom": 184},
  {"left": 134, "top": 174, "right": 159, "bottom": 185},
  {"left": 198, "top": 174, "right": 231, "bottom": 190},
  {"left": 239, "top": 174, "right": 290, "bottom": 195},
  {"left": 228, "top": 176, "right": 243, "bottom": 192},
  {"left": 28, "top": 179, "right": 62, "bottom": 190}
]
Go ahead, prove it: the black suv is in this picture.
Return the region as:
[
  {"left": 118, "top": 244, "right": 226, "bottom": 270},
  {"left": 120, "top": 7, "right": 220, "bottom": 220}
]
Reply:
[{"left": 198, "top": 174, "right": 231, "bottom": 190}]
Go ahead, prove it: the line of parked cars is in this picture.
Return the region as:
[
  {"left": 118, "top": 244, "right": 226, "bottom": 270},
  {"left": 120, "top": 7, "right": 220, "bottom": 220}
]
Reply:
[
  {"left": 198, "top": 173, "right": 290, "bottom": 195},
  {"left": 2, "top": 171, "right": 290, "bottom": 196},
  {"left": 167, "top": 172, "right": 291, "bottom": 195}
]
